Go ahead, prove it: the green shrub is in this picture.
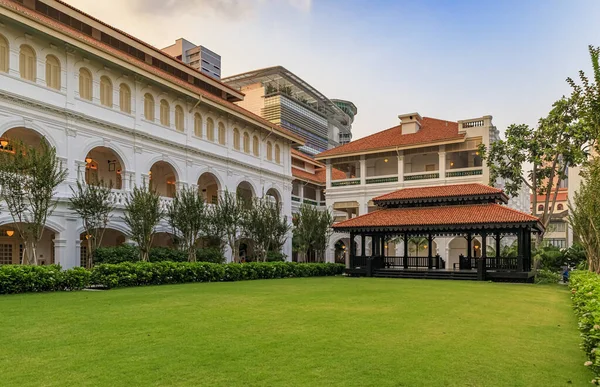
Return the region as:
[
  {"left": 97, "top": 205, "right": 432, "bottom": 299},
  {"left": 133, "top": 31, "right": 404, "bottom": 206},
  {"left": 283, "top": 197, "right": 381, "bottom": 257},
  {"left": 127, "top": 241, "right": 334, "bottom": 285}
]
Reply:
[
  {"left": 149, "top": 247, "right": 187, "bottom": 262},
  {"left": 0, "top": 265, "right": 91, "bottom": 294},
  {"left": 196, "top": 247, "right": 225, "bottom": 264},
  {"left": 569, "top": 271, "right": 600, "bottom": 383},
  {"left": 534, "top": 269, "right": 561, "bottom": 284},
  {"left": 90, "top": 261, "right": 345, "bottom": 289},
  {"left": 94, "top": 246, "right": 225, "bottom": 264},
  {"left": 94, "top": 245, "right": 139, "bottom": 264},
  {"left": 266, "top": 251, "right": 286, "bottom": 262},
  {"left": 534, "top": 245, "right": 566, "bottom": 271}
]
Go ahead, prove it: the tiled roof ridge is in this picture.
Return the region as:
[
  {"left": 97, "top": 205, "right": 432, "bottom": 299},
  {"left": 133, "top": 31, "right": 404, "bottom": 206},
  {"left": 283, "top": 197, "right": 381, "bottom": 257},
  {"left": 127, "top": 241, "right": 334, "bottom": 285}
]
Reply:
[{"left": 373, "top": 183, "right": 502, "bottom": 201}]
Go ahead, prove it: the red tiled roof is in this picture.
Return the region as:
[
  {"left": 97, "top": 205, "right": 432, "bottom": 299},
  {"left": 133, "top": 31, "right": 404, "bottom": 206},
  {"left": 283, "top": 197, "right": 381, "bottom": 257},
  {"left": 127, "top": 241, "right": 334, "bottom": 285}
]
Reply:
[
  {"left": 292, "top": 167, "right": 346, "bottom": 185},
  {"left": 291, "top": 149, "right": 324, "bottom": 167},
  {"left": 530, "top": 192, "right": 568, "bottom": 203},
  {"left": 315, "top": 117, "right": 464, "bottom": 159},
  {"left": 374, "top": 183, "right": 503, "bottom": 202},
  {"left": 333, "top": 203, "right": 541, "bottom": 230},
  {"left": 0, "top": 0, "right": 304, "bottom": 145}
]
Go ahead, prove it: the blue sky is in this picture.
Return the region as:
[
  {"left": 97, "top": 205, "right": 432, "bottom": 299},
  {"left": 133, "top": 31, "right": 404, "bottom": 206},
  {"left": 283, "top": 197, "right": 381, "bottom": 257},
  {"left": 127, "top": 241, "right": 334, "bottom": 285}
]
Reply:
[{"left": 70, "top": 0, "right": 600, "bottom": 139}]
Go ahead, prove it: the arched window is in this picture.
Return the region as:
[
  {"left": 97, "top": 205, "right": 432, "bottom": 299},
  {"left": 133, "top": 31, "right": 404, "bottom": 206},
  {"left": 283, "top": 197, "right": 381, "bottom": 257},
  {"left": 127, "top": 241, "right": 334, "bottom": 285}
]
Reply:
[
  {"left": 175, "top": 105, "right": 185, "bottom": 132},
  {"left": 144, "top": 93, "right": 155, "bottom": 121},
  {"left": 218, "top": 122, "right": 226, "bottom": 145},
  {"left": 19, "top": 45, "right": 36, "bottom": 82},
  {"left": 160, "top": 100, "right": 170, "bottom": 126},
  {"left": 557, "top": 204, "right": 564, "bottom": 211},
  {"left": 0, "top": 35, "right": 8, "bottom": 73},
  {"left": 78, "top": 67, "right": 92, "bottom": 101},
  {"left": 100, "top": 76, "right": 113, "bottom": 107},
  {"left": 275, "top": 144, "right": 281, "bottom": 164},
  {"left": 243, "top": 132, "right": 250, "bottom": 153},
  {"left": 233, "top": 128, "right": 241, "bottom": 150},
  {"left": 537, "top": 204, "right": 544, "bottom": 212},
  {"left": 266, "top": 141, "right": 273, "bottom": 161},
  {"left": 119, "top": 84, "right": 131, "bottom": 114},
  {"left": 194, "top": 113, "right": 202, "bottom": 137},
  {"left": 253, "top": 135, "right": 260, "bottom": 157},
  {"left": 206, "top": 118, "right": 215, "bottom": 141},
  {"left": 45, "top": 55, "right": 60, "bottom": 90}
]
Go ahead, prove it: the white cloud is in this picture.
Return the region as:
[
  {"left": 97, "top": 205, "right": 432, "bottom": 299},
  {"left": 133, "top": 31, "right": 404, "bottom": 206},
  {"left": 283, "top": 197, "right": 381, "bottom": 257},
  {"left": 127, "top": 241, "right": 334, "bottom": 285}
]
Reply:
[{"left": 131, "top": 0, "right": 311, "bottom": 18}]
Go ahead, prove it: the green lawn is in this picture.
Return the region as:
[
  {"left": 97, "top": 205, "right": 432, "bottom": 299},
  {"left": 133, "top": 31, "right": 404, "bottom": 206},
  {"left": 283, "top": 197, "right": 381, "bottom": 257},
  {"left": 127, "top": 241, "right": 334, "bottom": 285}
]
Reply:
[{"left": 0, "top": 277, "right": 590, "bottom": 386}]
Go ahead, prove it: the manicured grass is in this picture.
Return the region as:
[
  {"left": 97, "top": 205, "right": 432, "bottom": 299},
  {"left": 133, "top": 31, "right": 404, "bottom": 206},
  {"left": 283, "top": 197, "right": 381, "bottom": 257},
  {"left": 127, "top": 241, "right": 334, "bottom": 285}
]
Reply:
[{"left": 0, "top": 277, "right": 590, "bottom": 386}]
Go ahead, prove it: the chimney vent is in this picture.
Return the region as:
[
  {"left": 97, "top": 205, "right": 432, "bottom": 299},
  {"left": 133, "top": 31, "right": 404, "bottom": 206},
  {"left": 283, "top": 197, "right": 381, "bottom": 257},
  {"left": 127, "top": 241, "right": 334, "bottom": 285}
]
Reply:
[{"left": 398, "top": 112, "right": 422, "bottom": 135}]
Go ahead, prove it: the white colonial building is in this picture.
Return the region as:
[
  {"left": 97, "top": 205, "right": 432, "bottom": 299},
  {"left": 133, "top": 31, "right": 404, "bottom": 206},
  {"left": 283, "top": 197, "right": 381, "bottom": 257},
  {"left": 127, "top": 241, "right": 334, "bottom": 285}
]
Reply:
[
  {"left": 315, "top": 113, "right": 530, "bottom": 268},
  {"left": 0, "top": 0, "right": 304, "bottom": 267}
]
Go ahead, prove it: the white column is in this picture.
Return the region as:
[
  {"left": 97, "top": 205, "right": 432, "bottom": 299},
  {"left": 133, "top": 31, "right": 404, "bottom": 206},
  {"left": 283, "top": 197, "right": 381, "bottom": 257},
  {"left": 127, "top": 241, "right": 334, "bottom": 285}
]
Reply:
[
  {"left": 298, "top": 183, "right": 304, "bottom": 202},
  {"left": 438, "top": 145, "right": 446, "bottom": 180},
  {"left": 360, "top": 155, "right": 366, "bottom": 185},
  {"left": 398, "top": 152, "right": 404, "bottom": 185},
  {"left": 57, "top": 218, "right": 79, "bottom": 269},
  {"left": 224, "top": 244, "right": 233, "bottom": 263},
  {"left": 315, "top": 188, "right": 321, "bottom": 203},
  {"left": 326, "top": 161, "right": 332, "bottom": 188},
  {"left": 75, "top": 161, "right": 87, "bottom": 184}
]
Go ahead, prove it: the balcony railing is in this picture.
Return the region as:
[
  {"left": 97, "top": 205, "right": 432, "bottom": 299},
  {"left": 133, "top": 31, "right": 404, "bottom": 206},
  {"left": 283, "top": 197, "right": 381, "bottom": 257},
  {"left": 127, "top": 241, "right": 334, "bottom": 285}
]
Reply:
[
  {"left": 291, "top": 196, "right": 301, "bottom": 202},
  {"left": 366, "top": 175, "right": 398, "bottom": 185},
  {"left": 108, "top": 189, "right": 128, "bottom": 206},
  {"left": 331, "top": 179, "right": 360, "bottom": 187},
  {"left": 446, "top": 168, "right": 483, "bottom": 178},
  {"left": 404, "top": 172, "right": 440, "bottom": 181}
]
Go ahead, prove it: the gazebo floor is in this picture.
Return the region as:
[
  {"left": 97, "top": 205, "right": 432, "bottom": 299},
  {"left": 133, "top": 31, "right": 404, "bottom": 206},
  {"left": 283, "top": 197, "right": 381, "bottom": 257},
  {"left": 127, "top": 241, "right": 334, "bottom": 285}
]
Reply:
[{"left": 345, "top": 267, "right": 535, "bottom": 282}]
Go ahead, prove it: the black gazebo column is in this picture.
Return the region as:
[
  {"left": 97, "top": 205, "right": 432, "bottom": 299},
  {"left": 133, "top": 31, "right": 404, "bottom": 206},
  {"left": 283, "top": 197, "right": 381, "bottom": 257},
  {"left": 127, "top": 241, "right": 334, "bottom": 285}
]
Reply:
[
  {"left": 361, "top": 235, "right": 366, "bottom": 259},
  {"left": 523, "top": 227, "right": 532, "bottom": 271},
  {"left": 380, "top": 235, "right": 385, "bottom": 258},
  {"left": 371, "top": 235, "right": 377, "bottom": 257},
  {"left": 403, "top": 233, "right": 409, "bottom": 269},
  {"left": 427, "top": 233, "right": 433, "bottom": 269},
  {"left": 495, "top": 231, "right": 501, "bottom": 258},
  {"left": 477, "top": 231, "right": 487, "bottom": 281},
  {"left": 466, "top": 232, "right": 473, "bottom": 269},
  {"left": 517, "top": 228, "right": 524, "bottom": 272},
  {"left": 349, "top": 231, "right": 356, "bottom": 269}
]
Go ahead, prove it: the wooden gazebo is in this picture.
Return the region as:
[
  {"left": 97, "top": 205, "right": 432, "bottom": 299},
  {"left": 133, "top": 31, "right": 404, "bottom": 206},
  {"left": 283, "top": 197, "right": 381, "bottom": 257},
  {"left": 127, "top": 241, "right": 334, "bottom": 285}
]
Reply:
[{"left": 333, "top": 183, "right": 543, "bottom": 282}]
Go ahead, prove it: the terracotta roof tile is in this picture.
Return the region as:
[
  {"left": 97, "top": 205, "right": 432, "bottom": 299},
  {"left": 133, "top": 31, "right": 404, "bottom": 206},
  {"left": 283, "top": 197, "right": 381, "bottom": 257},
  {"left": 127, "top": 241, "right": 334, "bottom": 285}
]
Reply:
[
  {"left": 333, "top": 203, "right": 541, "bottom": 230},
  {"left": 291, "top": 167, "right": 345, "bottom": 185},
  {"left": 374, "top": 183, "right": 503, "bottom": 202},
  {"left": 0, "top": 0, "right": 304, "bottom": 145},
  {"left": 316, "top": 117, "right": 464, "bottom": 159}
]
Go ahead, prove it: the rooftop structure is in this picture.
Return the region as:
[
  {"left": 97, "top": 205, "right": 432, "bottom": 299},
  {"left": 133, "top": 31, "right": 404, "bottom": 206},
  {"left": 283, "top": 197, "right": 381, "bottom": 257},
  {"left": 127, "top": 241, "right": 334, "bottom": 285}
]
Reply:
[
  {"left": 222, "top": 66, "right": 356, "bottom": 155},
  {"left": 162, "top": 38, "right": 222, "bottom": 80}
]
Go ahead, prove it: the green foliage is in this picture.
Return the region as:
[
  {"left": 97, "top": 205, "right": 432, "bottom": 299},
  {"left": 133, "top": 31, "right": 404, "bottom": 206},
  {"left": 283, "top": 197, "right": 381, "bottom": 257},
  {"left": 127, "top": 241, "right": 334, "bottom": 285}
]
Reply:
[
  {"left": 0, "top": 140, "right": 67, "bottom": 264},
  {"left": 0, "top": 265, "right": 90, "bottom": 294},
  {"left": 90, "top": 261, "right": 345, "bottom": 289},
  {"left": 569, "top": 158, "right": 600, "bottom": 273},
  {"left": 123, "top": 185, "right": 164, "bottom": 262},
  {"left": 94, "top": 245, "right": 225, "bottom": 265},
  {"left": 534, "top": 269, "right": 561, "bottom": 284},
  {"left": 534, "top": 245, "right": 566, "bottom": 271},
  {"left": 167, "top": 187, "right": 208, "bottom": 262},
  {"left": 243, "top": 196, "right": 291, "bottom": 262},
  {"left": 195, "top": 247, "right": 226, "bottom": 264},
  {"left": 293, "top": 204, "right": 333, "bottom": 261},
  {"left": 266, "top": 250, "right": 286, "bottom": 262},
  {"left": 212, "top": 190, "right": 245, "bottom": 262},
  {"left": 69, "top": 180, "right": 115, "bottom": 268},
  {"left": 569, "top": 271, "right": 600, "bottom": 383}
]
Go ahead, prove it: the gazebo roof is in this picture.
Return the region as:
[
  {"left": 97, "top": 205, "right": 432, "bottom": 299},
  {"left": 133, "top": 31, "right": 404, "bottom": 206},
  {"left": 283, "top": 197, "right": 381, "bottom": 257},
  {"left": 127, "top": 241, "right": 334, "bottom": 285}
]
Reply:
[
  {"left": 332, "top": 203, "right": 543, "bottom": 233},
  {"left": 373, "top": 183, "right": 508, "bottom": 207}
]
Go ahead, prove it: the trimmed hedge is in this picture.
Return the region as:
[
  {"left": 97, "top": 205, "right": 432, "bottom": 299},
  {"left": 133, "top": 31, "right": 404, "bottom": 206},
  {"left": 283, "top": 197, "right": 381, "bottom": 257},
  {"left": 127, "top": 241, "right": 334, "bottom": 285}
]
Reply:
[
  {"left": 569, "top": 271, "right": 600, "bottom": 384},
  {"left": 90, "top": 261, "right": 345, "bottom": 289},
  {"left": 94, "top": 246, "right": 226, "bottom": 265},
  {"left": 0, "top": 265, "right": 90, "bottom": 294},
  {"left": 0, "top": 262, "right": 345, "bottom": 294}
]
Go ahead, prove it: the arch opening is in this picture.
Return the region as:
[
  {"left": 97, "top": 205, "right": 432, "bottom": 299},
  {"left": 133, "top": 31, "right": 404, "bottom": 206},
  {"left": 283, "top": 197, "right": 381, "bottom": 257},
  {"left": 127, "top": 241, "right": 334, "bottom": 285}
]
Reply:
[
  {"left": 198, "top": 172, "right": 220, "bottom": 204},
  {"left": 84, "top": 146, "right": 124, "bottom": 189},
  {"left": 150, "top": 161, "right": 177, "bottom": 198}
]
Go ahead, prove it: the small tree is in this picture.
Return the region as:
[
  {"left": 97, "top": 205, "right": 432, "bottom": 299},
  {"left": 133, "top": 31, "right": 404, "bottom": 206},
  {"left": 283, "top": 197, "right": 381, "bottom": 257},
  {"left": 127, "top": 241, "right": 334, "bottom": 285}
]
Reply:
[
  {"left": 569, "top": 157, "right": 600, "bottom": 273},
  {"left": 123, "top": 184, "right": 163, "bottom": 262},
  {"left": 167, "top": 186, "right": 207, "bottom": 262},
  {"left": 243, "top": 197, "right": 291, "bottom": 262},
  {"left": 481, "top": 96, "right": 592, "bottom": 243},
  {"left": 0, "top": 141, "right": 67, "bottom": 265},
  {"left": 313, "top": 208, "right": 333, "bottom": 261},
  {"left": 292, "top": 204, "right": 333, "bottom": 262},
  {"left": 69, "top": 181, "right": 115, "bottom": 268},
  {"left": 212, "top": 190, "right": 245, "bottom": 262}
]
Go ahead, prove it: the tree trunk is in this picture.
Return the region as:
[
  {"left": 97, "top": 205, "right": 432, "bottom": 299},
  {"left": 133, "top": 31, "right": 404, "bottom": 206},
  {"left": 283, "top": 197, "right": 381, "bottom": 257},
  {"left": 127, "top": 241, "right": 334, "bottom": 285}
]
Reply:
[
  {"left": 87, "top": 237, "right": 93, "bottom": 269},
  {"left": 188, "top": 248, "right": 196, "bottom": 262},
  {"left": 22, "top": 239, "right": 37, "bottom": 265}
]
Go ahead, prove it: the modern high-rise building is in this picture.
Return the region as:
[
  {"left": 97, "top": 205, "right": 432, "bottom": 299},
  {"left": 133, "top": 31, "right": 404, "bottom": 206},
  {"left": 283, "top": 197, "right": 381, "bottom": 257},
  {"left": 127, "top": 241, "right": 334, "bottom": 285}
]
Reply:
[
  {"left": 162, "top": 38, "right": 222, "bottom": 80},
  {"left": 222, "top": 66, "right": 356, "bottom": 156}
]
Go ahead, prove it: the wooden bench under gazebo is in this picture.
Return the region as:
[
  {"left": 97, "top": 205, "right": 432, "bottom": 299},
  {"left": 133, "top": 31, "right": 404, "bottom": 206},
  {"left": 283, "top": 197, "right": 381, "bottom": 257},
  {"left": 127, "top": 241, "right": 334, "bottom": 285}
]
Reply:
[{"left": 333, "top": 183, "right": 543, "bottom": 282}]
